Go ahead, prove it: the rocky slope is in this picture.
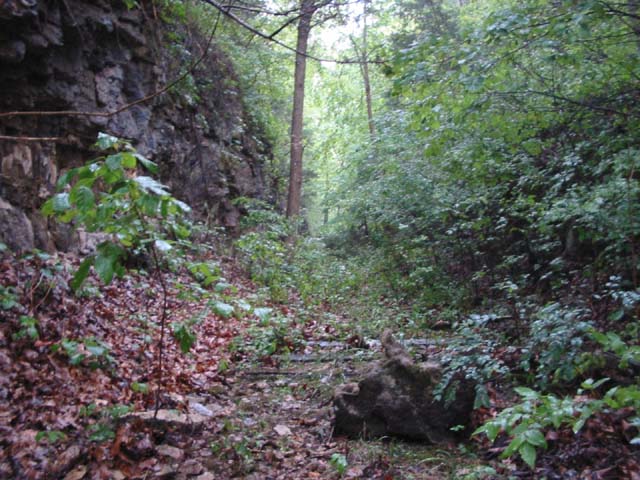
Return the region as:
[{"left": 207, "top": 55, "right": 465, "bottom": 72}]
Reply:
[{"left": 0, "top": 0, "right": 270, "bottom": 251}]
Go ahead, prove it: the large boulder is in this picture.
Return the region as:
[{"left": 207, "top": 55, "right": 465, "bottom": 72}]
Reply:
[{"left": 333, "top": 330, "right": 475, "bottom": 443}]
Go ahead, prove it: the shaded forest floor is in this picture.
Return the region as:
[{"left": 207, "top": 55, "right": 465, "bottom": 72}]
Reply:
[
  {"left": 1, "top": 248, "right": 638, "bottom": 479},
  {"left": 0, "top": 249, "right": 483, "bottom": 479}
]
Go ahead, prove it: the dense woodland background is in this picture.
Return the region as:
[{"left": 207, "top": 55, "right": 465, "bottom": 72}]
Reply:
[{"left": 0, "top": 0, "right": 639, "bottom": 478}]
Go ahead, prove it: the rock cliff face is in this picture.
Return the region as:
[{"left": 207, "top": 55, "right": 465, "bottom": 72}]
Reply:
[{"left": 0, "top": 0, "right": 270, "bottom": 251}]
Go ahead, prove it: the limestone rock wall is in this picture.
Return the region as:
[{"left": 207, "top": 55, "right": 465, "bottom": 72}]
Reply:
[{"left": 0, "top": 0, "right": 270, "bottom": 251}]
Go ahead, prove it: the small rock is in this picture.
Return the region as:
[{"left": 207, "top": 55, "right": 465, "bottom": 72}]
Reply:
[
  {"left": 54, "top": 445, "right": 83, "bottom": 473},
  {"left": 131, "top": 409, "right": 208, "bottom": 429},
  {"left": 181, "top": 459, "right": 204, "bottom": 475},
  {"left": 156, "top": 445, "right": 184, "bottom": 461},
  {"left": 273, "top": 424, "right": 292, "bottom": 436},
  {"left": 254, "top": 381, "right": 269, "bottom": 391},
  {"left": 190, "top": 402, "right": 214, "bottom": 417}
]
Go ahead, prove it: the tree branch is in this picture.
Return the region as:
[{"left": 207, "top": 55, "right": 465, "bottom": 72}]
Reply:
[
  {"left": 0, "top": 135, "right": 63, "bottom": 142},
  {"left": 199, "top": 0, "right": 386, "bottom": 65}
]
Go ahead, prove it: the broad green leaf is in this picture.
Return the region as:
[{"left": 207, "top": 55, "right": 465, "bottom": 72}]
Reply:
[
  {"left": 519, "top": 442, "right": 537, "bottom": 469},
  {"left": 71, "top": 257, "right": 94, "bottom": 291},
  {"left": 139, "top": 195, "right": 160, "bottom": 215},
  {"left": 70, "top": 185, "right": 95, "bottom": 210},
  {"left": 52, "top": 193, "right": 71, "bottom": 213},
  {"left": 41, "top": 198, "right": 54, "bottom": 216},
  {"left": 580, "top": 378, "right": 609, "bottom": 390},
  {"left": 514, "top": 387, "right": 538, "bottom": 399},
  {"left": 134, "top": 176, "right": 170, "bottom": 196},
  {"left": 236, "top": 300, "right": 252, "bottom": 311},
  {"left": 56, "top": 169, "right": 77, "bottom": 189},
  {"left": 474, "top": 384, "right": 491, "bottom": 409},
  {"left": 86, "top": 344, "right": 107, "bottom": 356},
  {"left": 105, "top": 153, "right": 124, "bottom": 171},
  {"left": 212, "top": 301, "right": 234, "bottom": 318},
  {"left": 174, "top": 199, "right": 191, "bottom": 213},
  {"left": 135, "top": 153, "right": 158, "bottom": 174},
  {"left": 608, "top": 309, "right": 624, "bottom": 322},
  {"left": 215, "top": 282, "right": 233, "bottom": 292},
  {"left": 95, "top": 243, "right": 124, "bottom": 284},
  {"left": 501, "top": 435, "right": 524, "bottom": 458},
  {"left": 131, "top": 382, "right": 148, "bottom": 393},
  {"left": 172, "top": 323, "right": 197, "bottom": 353},
  {"left": 121, "top": 152, "right": 137, "bottom": 169},
  {"left": 524, "top": 429, "right": 547, "bottom": 448},
  {"left": 174, "top": 224, "right": 191, "bottom": 239},
  {"left": 154, "top": 239, "right": 172, "bottom": 252},
  {"left": 96, "top": 132, "right": 120, "bottom": 150},
  {"left": 253, "top": 307, "right": 273, "bottom": 321}
]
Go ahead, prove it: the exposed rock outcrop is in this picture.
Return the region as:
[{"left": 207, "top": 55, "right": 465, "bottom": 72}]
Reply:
[
  {"left": 333, "top": 330, "right": 475, "bottom": 443},
  {"left": 0, "top": 0, "right": 271, "bottom": 251}
]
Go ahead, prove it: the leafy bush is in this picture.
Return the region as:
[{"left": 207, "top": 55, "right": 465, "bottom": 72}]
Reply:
[
  {"left": 52, "top": 337, "right": 114, "bottom": 370},
  {"left": 435, "top": 314, "right": 510, "bottom": 409},
  {"left": 42, "top": 132, "right": 191, "bottom": 290},
  {"left": 474, "top": 379, "right": 640, "bottom": 469},
  {"left": 520, "top": 303, "right": 592, "bottom": 389},
  {"left": 13, "top": 315, "right": 39, "bottom": 342},
  {"left": 234, "top": 201, "right": 292, "bottom": 302}
]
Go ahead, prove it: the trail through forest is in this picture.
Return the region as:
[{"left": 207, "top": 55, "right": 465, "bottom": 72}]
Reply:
[
  {"left": 0, "top": 249, "right": 486, "bottom": 479},
  {"left": 3, "top": 244, "right": 637, "bottom": 479},
  {"left": 2, "top": 1, "right": 640, "bottom": 478}
]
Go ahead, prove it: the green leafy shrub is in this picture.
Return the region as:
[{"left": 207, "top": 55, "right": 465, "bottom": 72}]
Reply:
[
  {"left": 234, "top": 201, "right": 292, "bottom": 303},
  {"left": 52, "top": 337, "right": 114, "bottom": 369},
  {"left": 13, "top": 315, "right": 39, "bottom": 341},
  {"left": 520, "top": 303, "right": 592, "bottom": 388},
  {"left": 0, "top": 285, "right": 19, "bottom": 310},
  {"left": 474, "top": 379, "right": 640, "bottom": 469},
  {"left": 42, "top": 132, "right": 191, "bottom": 291},
  {"left": 35, "top": 430, "right": 67, "bottom": 444},
  {"left": 435, "top": 314, "right": 510, "bottom": 409}
]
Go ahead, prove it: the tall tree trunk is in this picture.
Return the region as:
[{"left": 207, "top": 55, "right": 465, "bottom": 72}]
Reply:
[
  {"left": 286, "top": 0, "right": 316, "bottom": 218},
  {"left": 350, "top": 0, "right": 375, "bottom": 140},
  {"left": 361, "top": 0, "right": 375, "bottom": 139}
]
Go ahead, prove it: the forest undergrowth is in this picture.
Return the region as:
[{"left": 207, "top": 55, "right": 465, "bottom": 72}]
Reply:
[
  {"left": 0, "top": 134, "right": 638, "bottom": 478},
  {"left": 2, "top": 216, "right": 638, "bottom": 479}
]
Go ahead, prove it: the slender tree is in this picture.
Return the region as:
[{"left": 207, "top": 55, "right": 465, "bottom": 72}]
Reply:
[
  {"left": 286, "top": 0, "right": 318, "bottom": 218},
  {"left": 355, "top": 0, "right": 375, "bottom": 139}
]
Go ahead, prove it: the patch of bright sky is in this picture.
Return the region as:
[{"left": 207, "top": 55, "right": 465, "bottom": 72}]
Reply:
[{"left": 312, "top": 1, "right": 364, "bottom": 52}]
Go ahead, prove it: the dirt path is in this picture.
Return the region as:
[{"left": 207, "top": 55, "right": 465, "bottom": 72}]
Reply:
[
  {"left": 0, "top": 252, "right": 484, "bottom": 479},
  {"left": 110, "top": 341, "right": 484, "bottom": 480}
]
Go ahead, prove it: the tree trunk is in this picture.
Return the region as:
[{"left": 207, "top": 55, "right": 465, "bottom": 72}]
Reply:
[
  {"left": 286, "top": 0, "right": 316, "bottom": 218},
  {"left": 361, "top": 0, "right": 375, "bottom": 139}
]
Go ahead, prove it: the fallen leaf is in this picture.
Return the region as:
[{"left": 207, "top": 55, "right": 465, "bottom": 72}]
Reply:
[{"left": 63, "top": 465, "right": 87, "bottom": 480}]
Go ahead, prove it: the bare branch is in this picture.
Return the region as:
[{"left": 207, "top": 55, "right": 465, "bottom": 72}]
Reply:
[
  {"left": 0, "top": 135, "right": 63, "bottom": 142},
  {"left": 199, "top": 0, "right": 386, "bottom": 65}
]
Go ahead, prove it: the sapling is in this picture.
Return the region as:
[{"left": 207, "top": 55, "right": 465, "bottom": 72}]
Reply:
[{"left": 42, "top": 132, "right": 192, "bottom": 416}]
